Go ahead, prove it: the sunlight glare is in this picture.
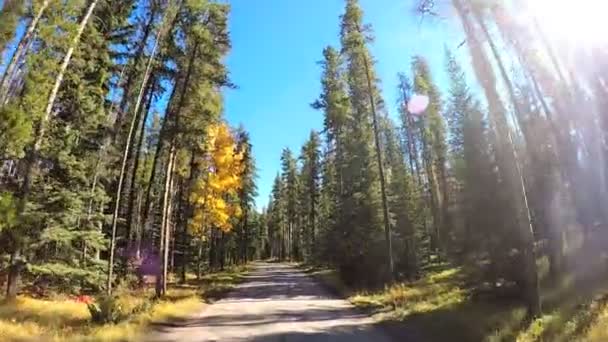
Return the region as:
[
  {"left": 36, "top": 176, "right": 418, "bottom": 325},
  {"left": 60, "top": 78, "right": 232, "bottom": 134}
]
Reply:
[
  {"left": 528, "top": 0, "right": 608, "bottom": 46},
  {"left": 528, "top": 0, "right": 608, "bottom": 45}
]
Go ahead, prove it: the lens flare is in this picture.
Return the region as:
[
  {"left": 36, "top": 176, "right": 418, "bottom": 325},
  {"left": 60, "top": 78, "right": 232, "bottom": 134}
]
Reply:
[{"left": 407, "top": 94, "right": 430, "bottom": 115}]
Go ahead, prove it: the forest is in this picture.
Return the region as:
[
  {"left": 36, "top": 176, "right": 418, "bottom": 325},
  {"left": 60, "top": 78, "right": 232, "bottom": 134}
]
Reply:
[
  {"left": 262, "top": 0, "right": 608, "bottom": 340},
  {"left": 1, "top": 0, "right": 608, "bottom": 341}
]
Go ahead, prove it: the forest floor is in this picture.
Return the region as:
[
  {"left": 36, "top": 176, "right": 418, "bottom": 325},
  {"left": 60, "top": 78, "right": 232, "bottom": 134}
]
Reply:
[
  {"left": 304, "top": 260, "right": 608, "bottom": 342},
  {"left": 147, "top": 262, "right": 394, "bottom": 342},
  {"left": 0, "top": 266, "right": 247, "bottom": 342}
]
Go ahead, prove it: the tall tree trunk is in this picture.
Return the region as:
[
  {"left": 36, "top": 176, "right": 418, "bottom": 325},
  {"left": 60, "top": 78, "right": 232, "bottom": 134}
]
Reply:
[
  {"left": 220, "top": 231, "right": 226, "bottom": 271},
  {"left": 140, "top": 40, "right": 198, "bottom": 251},
  {"left": 106, "top": 22, "right": 162, "bottom": 294},
  {"left": 0, "top": 0, "right": 50, "bottom": 104},
  {"left": 180, "top": 151, "right": 197, "bottom": 282},
  {"left": 196, "top": 239, "right": 203, "bottom": 280},
  {"left": 453, "top": 0, "right": 541, "bottom": 317},
  {"left": 6, "top": 0, "right": 98, "bottom": 299},
  {"left": 421, "top": 133, "right": 441, "bottom": 254},
  {"left": 161, "top": 148, "right": 176, "bottom": 296},
  {"left": 361, "top": 49, "right": 394, "bottom": 281},
  {"left": 471, "top": 6, "right": 530, "bottom": 144},
  {"left": 310, "top": 192, "right": 316, "bottom": 260},
  {"left": 125, "top": 77, "right": 156, "bottom": 248},
  {"left": 156, "top": 147, "right": 176, "bottom": 297},
  {"left": 114, "top": 5, "right": 157, "bottom": 129}
]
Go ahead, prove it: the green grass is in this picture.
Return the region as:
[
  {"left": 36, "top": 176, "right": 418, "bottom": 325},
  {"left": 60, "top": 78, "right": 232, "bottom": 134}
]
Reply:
[
  {"left": 305, "top": 262, "right": 608, "bottom": 342},
  {"left": 0, "top": 266, "right": 247, "bottom": 341}
]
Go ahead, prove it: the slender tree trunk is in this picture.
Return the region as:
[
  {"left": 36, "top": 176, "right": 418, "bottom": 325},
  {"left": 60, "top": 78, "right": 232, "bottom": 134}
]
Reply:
[
  {"left": 114, "top": 5, "right": 157, "bottom": 129},
  {"left": 422, "top": 134, "right": 441, "bottom": 254},
  {"left": 125, "top": 77, "right": 156, "bottom": 247},
  {"left": 310, "top": 194, "right": 316, "bottom": 259},
  {"left": 107, "top": 22, "right": 162, "bottom": 294},
  {"left": 157, "top": 147, "right": 176, "bottom": 297},
  {"left": 196, "top": 239, "right": 203, "bottom": 280},
  {"left": 6, "top": 0, "right": 98, "bottom": 299},
  {"left": 453, "top": 0, "right": 541, "bottom": 317},
  {"left": 471, "top": 7, "right": 530, "bottom": 144},
  {"left": 209, "top": 228, "right": 216, "bottom": 270},
  {"left": 0, "top": 0, "right": 50, "bottom": 104},
  {"left": 141, "top": 40, "right": 198, "bottom": 249},
  {"left": 163, "top": 150, "right": 177, "bottom": 295},
  {"left": 180, "top": 151, "right": 196, "bottom": 282},
  {"left": 359, "top": 44, "right": 394, "bottom": 280},
  {"left": 220, "top": 231, "right": 226, "bottom": 271}
]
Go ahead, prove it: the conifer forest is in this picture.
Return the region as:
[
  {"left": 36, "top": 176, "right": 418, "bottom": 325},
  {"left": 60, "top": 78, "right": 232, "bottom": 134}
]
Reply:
[{"left": 1, "top": 0, "right": 608, "bottom": 341}]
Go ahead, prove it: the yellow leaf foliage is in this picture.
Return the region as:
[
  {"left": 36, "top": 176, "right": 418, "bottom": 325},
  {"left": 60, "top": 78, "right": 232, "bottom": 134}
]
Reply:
[{"left": 189, "top": 122, "right": 244, "bottom": 236}]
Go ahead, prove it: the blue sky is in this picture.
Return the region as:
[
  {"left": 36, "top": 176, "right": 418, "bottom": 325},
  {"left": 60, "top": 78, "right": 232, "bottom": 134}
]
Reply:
[
  {"left": 223, "top": 0, "right": 465, "bottom": 207},
  {"left": 0, "top": 0, "right": 467, "bottom": 208}
]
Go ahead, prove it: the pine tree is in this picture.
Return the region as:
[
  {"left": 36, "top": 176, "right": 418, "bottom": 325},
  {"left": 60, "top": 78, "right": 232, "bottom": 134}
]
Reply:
[
  {"left": 6, "top": 0, "right": 101, "bottom": 299},
  {"left": 381, "top": 115, "right": 419, "bottom": 278},
  {"left": 300, "top": 130, "right": 322, "bottom": 261},
  {"left": 336, "top": 0, "right": 387, "bottom": 285},
  {"left": 412, "top": 56, "right": 448, "bottom": 257},
  {"left": 280, "top": 148, "right": 299, "bottom": 260},
  {"left": 235, "top": 127, "right": 257, "bottom": 263},
  {"left": 0, "top": 0, "right": 23, "bottom": 55},
  {"left": 452, "top": 0, "right": 541, "bottom": 316}
]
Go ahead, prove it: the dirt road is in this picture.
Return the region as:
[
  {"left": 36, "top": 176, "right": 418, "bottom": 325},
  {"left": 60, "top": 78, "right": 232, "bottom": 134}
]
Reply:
[{"left": 148, "top": 262, "right": 393, "bottom": 341}]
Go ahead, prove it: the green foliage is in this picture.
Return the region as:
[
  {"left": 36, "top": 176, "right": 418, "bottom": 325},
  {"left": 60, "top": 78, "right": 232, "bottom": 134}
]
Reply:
[
  {"left": 0, "top": 192, "right": 17, "bottom": 232},
  {"left": 28, "top": 262, "right": 106, "bottom": 293},
  {"left": 87, "top": 295, "right": 126, "bottom": 324},
  {"left": 0, "top": 105, "right": 33, "bottom": 158},
  {"left": 0, "top": 0, "right": 23, "bottom": 52}
]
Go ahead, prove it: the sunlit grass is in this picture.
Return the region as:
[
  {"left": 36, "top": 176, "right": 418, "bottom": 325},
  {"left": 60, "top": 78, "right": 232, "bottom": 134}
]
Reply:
[
  {"left": 348, "top": 267, "right": 466, "bottom": 318},
  {"left": 302, "top": 253, "right": 608, "bottom": 341},
  {"left": 0, "top": 266, "right": 247, "bottom": 341}
]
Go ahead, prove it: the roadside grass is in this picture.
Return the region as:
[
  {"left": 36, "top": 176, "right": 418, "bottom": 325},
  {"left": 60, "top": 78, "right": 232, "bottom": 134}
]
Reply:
[
  {"left": 304, "top": 263, "right": 608, "bottom": 341},
  {"left": 0, "top": 266, "right": 247, "bottom": 342}
]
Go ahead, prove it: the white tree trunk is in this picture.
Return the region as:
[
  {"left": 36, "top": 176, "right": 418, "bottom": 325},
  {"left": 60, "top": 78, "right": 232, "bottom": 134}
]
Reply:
[
  {"left": 106, "top": 19, "right": 163, "bottom": 294},
  {"left": 6, "top": 0, "right": 98, "bottom": 300},
  {"left": 0, "top": 0, "right": 50, "bottom": 104}
]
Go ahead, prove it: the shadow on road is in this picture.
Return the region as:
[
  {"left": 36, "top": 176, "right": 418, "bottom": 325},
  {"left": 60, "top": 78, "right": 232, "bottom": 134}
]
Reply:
[{"left": 148, "top": 262, "right": 394, "bottom": 341}]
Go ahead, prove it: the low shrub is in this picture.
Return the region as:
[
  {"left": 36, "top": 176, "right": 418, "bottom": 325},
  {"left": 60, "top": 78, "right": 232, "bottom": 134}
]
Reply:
[{"left": 87, "top": 295, "right": 126, "bottom": 324}]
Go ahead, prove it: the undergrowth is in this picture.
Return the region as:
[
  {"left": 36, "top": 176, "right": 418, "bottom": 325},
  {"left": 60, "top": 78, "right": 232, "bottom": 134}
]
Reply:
[
  {"left": 304, "top": 263, "right": 608, "bottom": 342},
  {"left": 0, "top": 266, "right": 246, "bottom": 341}
]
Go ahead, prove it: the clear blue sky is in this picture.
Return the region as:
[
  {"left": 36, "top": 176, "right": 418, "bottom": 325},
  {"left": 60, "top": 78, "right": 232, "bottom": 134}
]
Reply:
[
  {"left": 0, "top": 0, "right": 467, "bottom": 208},
  {"left": 223, "top": 0, "right": 465, "bottom": 208}
]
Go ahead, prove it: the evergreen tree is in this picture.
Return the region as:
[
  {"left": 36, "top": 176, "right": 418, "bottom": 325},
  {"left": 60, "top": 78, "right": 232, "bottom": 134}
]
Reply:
[
  {"left": 280, "top": 148, "right": 299, "bottom": 260},
  {"left": 299, "top": 130, "right": 322, "bottom": 261},
  {"left": 337, "top": 0, "right": 386, "bottom": 285},
  {"left": 412, "top": 56, "right": 449, "bottom": 256},
  {"left": 0, "top": 0, "right": 23, "bottom": 54}
]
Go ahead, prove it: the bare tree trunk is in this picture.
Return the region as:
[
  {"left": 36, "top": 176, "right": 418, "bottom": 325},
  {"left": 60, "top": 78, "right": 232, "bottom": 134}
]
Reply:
[
  {"left": 196, "top": 239, "right": 203, "bottom": 280},
  {"left": 156, "top": 147, "right": 176, "bottom": 297},
  {"left": 220, "top": 231, "right": 226, "bottom": 271},
  {"left": 163, "top": 149, "right": 177, "bottom": 295},
  {"left": 6, "top": 0, "right": 98, "bottom": 299},
  {"left": 0, "top": 0, "right": 50, "bottom": 104},
  {"left": 106, "top": 21, "right": 162, "bottom": 294}
]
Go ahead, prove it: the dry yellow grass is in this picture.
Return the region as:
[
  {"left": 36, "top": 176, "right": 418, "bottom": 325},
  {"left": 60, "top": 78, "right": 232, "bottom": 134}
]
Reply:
[
  {"left": 0, "top": 267, "right": 246, "bottom": 342},
  {"left": 583, "top": 303, "right": 608, "bottom": 341}
]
